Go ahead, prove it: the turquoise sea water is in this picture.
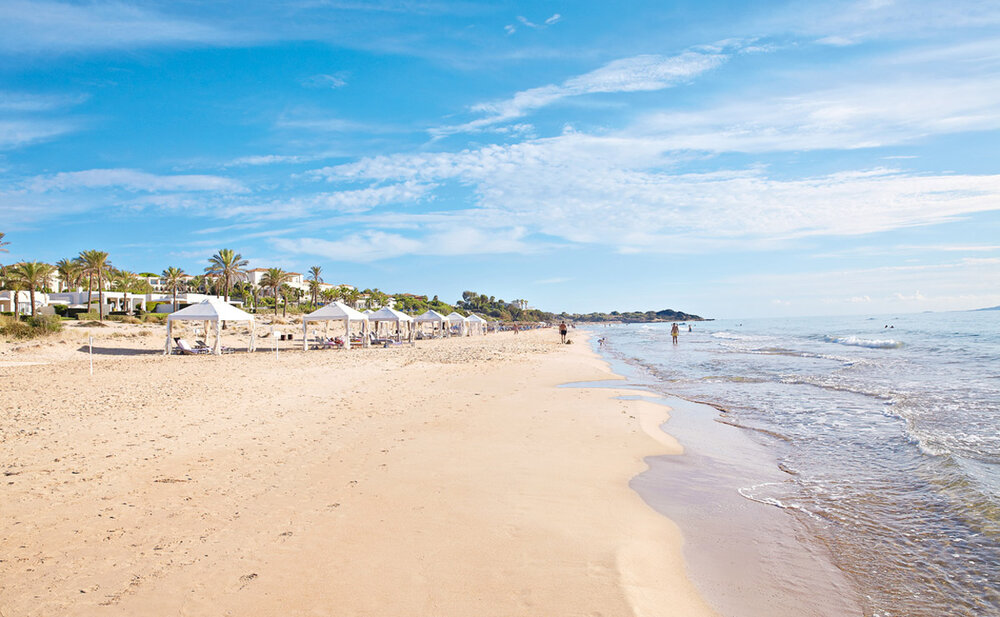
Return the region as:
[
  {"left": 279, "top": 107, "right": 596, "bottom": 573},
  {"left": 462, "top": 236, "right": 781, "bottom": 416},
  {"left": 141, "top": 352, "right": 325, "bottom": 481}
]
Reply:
[{"left": 590, "top": 310, "right": 1000, "bottom": 616}]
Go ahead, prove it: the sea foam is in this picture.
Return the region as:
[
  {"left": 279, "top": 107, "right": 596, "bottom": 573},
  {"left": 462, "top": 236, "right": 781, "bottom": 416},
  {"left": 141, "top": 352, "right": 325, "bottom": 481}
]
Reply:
[{"left": 824, "top": 335, "right": 903, "bottom": 349}]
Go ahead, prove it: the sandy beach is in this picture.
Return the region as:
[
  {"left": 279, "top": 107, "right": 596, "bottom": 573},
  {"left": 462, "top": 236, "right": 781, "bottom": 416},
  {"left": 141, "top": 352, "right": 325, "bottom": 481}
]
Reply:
[{"left": 0, "top": 323, "right": 716, "bottom": 617}]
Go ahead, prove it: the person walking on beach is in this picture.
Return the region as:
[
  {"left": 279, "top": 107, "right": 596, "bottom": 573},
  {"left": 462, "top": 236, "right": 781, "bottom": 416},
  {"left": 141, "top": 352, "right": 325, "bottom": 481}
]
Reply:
[
  {"left": 671, "top": 322, "right": 679, "bottom": 345},
  {"left": 559, "top": 322, "right": 568, "bottom": 343}
]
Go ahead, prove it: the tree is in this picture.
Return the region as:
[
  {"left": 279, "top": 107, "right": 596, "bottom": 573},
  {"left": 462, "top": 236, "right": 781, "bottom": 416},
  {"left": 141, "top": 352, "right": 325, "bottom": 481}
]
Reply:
[
  {"left": 111, "top": 269, "right": 139, "bottom": 314},
  {"left": 260, "top": 268, "right": 291, "bottom": 315},
  {"left": 205, "top": 248, "right": 249, "bottom": 303},
  {"left": 320, "top": 288, "right": 337, "bottom": 304},
  {"left": 8, "top": 261, "right": 55, "bottom": 318},
  {"left": 0, "top": 232, "right": 9, "bottom": 269},
  {"left": 55, "top": 258, "right": 82, "bottom": 292},
  {"left": 2, "top": 266, "right": 22, "bottom": 319},
  {"left": 78, "top": 250, "right": 112, "bottom": 320},
  {"left": 162, "top": 266, "right": 186, "bottom": 312},
  {"left": 308, "top": 266, "right": 323, "bottom": 305}
]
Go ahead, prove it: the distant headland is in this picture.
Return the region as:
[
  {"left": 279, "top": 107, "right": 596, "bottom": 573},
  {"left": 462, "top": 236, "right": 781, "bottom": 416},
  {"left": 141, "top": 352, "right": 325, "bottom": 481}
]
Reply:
[{"left": 557, "top": 309, "right": 706, "bottom": 323}]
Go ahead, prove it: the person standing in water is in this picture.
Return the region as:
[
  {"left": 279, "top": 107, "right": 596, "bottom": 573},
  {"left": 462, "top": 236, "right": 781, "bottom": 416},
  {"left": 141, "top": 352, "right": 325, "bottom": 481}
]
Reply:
[{"left": 671, "top": 322, "right": 679, "bottom": 345}]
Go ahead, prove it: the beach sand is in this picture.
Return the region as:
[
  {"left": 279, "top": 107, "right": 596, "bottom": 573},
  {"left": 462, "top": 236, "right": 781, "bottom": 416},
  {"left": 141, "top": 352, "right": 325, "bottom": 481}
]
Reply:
[{"left": 0, "top": 323, "right": 716, "bottom": 617}]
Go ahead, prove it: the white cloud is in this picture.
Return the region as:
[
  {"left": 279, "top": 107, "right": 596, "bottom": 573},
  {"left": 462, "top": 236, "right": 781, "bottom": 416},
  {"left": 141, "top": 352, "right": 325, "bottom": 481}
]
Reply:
[
  {"left": 272, "top": 226, "right": 531, "bottom": 262},
  {"left": 0, "top": 91, "right": 87, "bottom": 112},
  {"left": 229, "top": 181, "right": 435, "bottom": 219},
  {"left": 301, "top": 73, "right": 349, "bottom": 89},
  {"left": 545, "top": 14, "right": 562, "bottom": 25},
  {"left": 0, "top": 0, "right": 239, "bottom": 54},
  {"left": 0, "top": 119, "right": 77, "bottom": 150},
  {"left": 633, "top": 75, "right": 1000, "bottom": 152},
  {"left": 224, "top": 154, "right": 330, "bottom": 167},
  {"left": 30, "top": 169, "right": 247, "bottom": 193},
  {"left": 433, "top": 47, "right": 732, "bottom": 135},
  {"left": 311, "top": 134, "right": 1000, "bottom": 251}
]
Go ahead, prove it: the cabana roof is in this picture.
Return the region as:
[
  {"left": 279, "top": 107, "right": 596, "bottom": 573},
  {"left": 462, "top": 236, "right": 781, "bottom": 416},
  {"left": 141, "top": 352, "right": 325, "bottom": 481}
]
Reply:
[
  {"left": 304, "top": 301, "right": 368, "bottom": 322},
  {"left": 167, "top": 298, "right": 253, "bottom": 322},
  {"left": 466, "top": 314, "right": 487, "bottom": 323},
  {"left": 445, "top": 311, "right": 468, "bottom": 322},
  {"left": 369, "top": 306, "right": 413, "bottom": 322},
  {"left": 413, "top": 309, "right": 447, "bottom": 323}
]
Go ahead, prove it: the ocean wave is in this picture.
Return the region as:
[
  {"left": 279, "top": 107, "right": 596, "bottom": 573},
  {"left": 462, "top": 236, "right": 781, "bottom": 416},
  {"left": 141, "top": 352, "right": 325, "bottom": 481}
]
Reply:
[
  {"left": 824, "top": 335, "right": 903, "bottom": 349},
  {"left": 737, "top": 483, "right": 823, "bottom": 520}
]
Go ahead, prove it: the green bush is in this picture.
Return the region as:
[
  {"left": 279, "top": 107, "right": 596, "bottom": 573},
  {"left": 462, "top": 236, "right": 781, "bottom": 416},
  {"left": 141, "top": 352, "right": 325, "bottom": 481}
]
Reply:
[
  {"left": 27, "top": 314, "right": 63, "bottom": 334},
  {"left": 107, "top": 314, "right": 142, "bottom": 324},
  {"left": 52, "top": 304, "right": 70, "bottom": 317},
  {"left": 143, "top": 313, "right": 168, "bottom": 323},
  {"left": 75, "top": 311, "right": 101, "bottom": 321},
  {"left": 0, "top": 314, "right": 62, "bottom": 339}
]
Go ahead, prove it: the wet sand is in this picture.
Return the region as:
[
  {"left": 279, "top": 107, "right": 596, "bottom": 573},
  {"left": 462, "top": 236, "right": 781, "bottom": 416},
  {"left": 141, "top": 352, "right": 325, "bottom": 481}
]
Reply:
[{"left": 0, "top": 324, "right": 716, "bottom": 617}]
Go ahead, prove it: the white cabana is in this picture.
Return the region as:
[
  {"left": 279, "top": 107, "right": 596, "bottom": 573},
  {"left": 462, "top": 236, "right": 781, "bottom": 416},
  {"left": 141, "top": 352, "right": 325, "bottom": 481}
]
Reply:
[
  {"left": 368, "top": 306, "right": 414, "bottom": 343},
  {"left": 413, "top": 309, "right": 448, "bottom": 338},
  {"left": 466, "top": 313, "right": 488, "bottom": 336},
  {"left": 302, "top": 301, "right": 370, "bottom": 350},
  {"left": 165, "top": 298, "right": 256, "bottom": 355},
  {"left": 446, "top": 312, "right": 468, "bottom": 337}
]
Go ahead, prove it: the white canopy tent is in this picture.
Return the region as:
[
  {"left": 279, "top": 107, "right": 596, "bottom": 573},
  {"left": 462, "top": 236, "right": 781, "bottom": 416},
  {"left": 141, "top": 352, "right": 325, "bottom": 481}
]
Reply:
[
  {"left": 413, "top": 309, "right": 448, "bottom": 338},
  {"left": 368, "top": 307, "right": 414, "bottom": 343},
  {"left": 165, "top": 298, "right": 256, "bottom": 355},
  {"left": 446, "top": 312, "right": 468, "bottom": 337},
  {"left": 466, "top": 313, "right": 488, "bottom": 336},
  {"left": 302, "top": 301, "right": 370, "bottom": 350}
]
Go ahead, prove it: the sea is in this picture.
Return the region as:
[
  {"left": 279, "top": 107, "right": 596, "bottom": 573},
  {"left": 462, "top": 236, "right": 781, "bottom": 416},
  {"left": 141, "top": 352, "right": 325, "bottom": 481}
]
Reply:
[{"left": 587, "top": 310, "right": 1000, "bottom": 617}]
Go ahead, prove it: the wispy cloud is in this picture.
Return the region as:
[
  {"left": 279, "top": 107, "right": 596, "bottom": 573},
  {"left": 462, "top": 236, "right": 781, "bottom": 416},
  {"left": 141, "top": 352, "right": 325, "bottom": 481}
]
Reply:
[
  {"left": 301, "top": 73, "right": 349, "bottom": 89},
  {"left": 433, "top": 46, "right": 735, "bottom": 135},
  {"left": 273, "top": 226, "right": 531, "bottom": 262},
  {"left": 30, "top": 169, "right": 247, "bottom": 193},
  {"left": 0, "top": 0, "right": 241, "bottom": 54},
  {"left": 0, "top": 118, "right": 78, "bottom": 150},
  {"left": 0, "top": 91, "right": 88, "bottom": 111},
  {"left": 633, "top": 74, "right": 1000, "bottom": 152},
  {"left": 313, "top": 134, "right": 1000, "bottom": 251}
]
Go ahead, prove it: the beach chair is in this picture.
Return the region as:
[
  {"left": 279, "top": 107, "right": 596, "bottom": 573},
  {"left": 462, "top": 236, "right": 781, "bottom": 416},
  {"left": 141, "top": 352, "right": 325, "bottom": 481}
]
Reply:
[
  {"left": 174, "top": 338, "right": 211, "bottom": 355},
  {"left": 195, "top": 340, "right": 236, "bottom": 354}
]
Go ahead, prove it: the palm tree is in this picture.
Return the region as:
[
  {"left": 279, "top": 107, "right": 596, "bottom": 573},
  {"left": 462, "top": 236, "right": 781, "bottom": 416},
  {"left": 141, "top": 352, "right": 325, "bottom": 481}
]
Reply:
[
  {"left": 55, "top": 258, "right": 82, "bottom": 292},
  {"left": 3, "top": 267, "right": 22, "bottom": 319},
  {"left": 0, "top": 232, "right": 9, "bottom": 269},
  {"left": 320, "top": 288, "right": 337, "bottom": 304},
  {"left": 205, "top": 249, "right": 249, "bottom": 303},
  {"left": 308, "top": 266, "right": 323, "bottom": 305},
  {"left": 8, "top": 261, "right": 55, "bottom": 318},
  {"left": 78, "top": 250, "right": 112, "bottom": 320},
  {"left": 162, "top": 266, "right": 186, "bottom": 311},
  {"left": 111, "top": 269, "right": 139, "bottom": 314},
  {"left": 259, "top": 268, "right": 291, "bottom": 315}
]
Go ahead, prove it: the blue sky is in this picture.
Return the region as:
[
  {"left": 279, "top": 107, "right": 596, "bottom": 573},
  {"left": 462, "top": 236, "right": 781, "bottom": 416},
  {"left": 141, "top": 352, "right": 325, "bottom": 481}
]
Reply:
[{"left": 2, "top": 0, "right": 999, "bottom": 318}]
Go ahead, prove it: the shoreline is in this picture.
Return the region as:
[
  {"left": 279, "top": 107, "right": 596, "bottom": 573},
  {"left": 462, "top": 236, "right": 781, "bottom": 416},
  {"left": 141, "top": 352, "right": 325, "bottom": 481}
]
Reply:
[
  {"left": 586, "top": 330, "right": 865, "bottom": 617},
  {"left": 1, "top": 326, "right": 717, "bottom": 616}
]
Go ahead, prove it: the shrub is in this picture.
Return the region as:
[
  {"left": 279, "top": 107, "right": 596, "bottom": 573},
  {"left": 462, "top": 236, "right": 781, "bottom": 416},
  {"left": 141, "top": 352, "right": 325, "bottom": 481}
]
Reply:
[
  {"left": 107, "top": 314, "right": 142, "bottom": 324},
  {"left": 143, "top": 313, "right": 168, "bottom": 323},
  {"left": 0, "top": 314, "right": 62, "bottom": 339},
  {"left": 27, "top": 314, "right": 63, "bottom": 334},
  {"left": 52, "top": 304, "right": 70, "bottom": 317},
  {"left": 74, "top": 311, "right": 101, "bottom": 321}
]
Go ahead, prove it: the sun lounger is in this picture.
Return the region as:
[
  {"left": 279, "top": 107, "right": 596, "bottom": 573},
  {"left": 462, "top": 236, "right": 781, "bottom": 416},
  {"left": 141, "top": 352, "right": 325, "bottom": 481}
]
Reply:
[
  {"left": 174, "top": 338, "right": 211, "bottom": 355},
  {"left": 195, "top": 339, "right": 236, "bottom": 354}
]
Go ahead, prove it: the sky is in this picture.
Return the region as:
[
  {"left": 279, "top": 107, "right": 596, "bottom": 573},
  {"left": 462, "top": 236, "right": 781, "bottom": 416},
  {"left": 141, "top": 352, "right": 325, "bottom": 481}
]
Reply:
[{"left": 1, "top": 0, "right": 999, "bottom": 318}]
